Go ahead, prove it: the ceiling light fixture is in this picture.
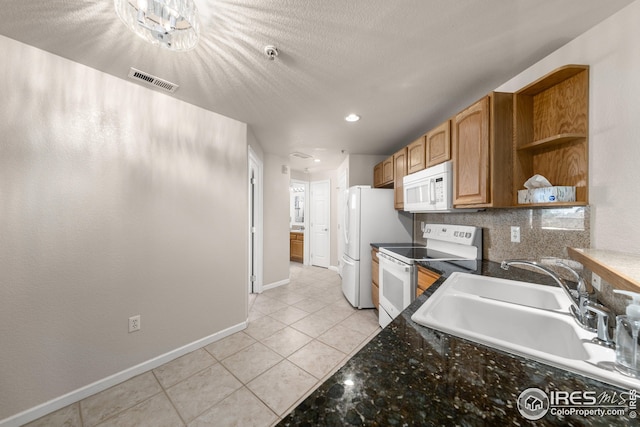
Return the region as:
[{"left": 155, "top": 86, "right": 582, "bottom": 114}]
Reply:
[
  {"left": 114, "top": 0, "right": 200, "bottom": 51},
  {"left": 345, "top": 114, "right": 360, "bottom": 122},
  {"left": 314, "top": 158, "right": 321, "bottom": 163},
  {"left": 289, "top": 151, "right": 313, "bottom": 159}
]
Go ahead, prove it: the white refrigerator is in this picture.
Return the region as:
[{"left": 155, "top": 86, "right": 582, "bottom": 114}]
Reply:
[{"left": 341, "top": 186, "right": 412, "bottom": 308}]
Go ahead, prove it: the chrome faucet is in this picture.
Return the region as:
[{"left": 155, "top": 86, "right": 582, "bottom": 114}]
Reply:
[
  {"left": 584, "top": 302, "right": 616, "bottom": 348},
  {"left": 500, "top": 259, "right": 596, "bottom": 332}
]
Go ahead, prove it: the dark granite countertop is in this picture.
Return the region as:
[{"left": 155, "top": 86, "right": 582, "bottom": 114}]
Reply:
[{"left": 279, "top": 260, "right": 636, "bottom": 426}]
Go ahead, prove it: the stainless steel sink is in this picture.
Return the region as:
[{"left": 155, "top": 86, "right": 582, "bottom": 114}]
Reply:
[{"left": 411, "top": 272, "right": 640, "bottom": 390}]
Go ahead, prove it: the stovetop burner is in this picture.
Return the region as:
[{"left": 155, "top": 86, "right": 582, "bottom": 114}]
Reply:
[{"left": 379, "top": 224, "right": 482, "bottom": 265}]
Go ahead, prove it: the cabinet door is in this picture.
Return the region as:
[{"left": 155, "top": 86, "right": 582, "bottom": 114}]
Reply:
[
  {"left": 407, "top": 136, "right": 426, "bottom": 174},
  {"left": 426, "top": 120, "right": 451, "bottom": 167},
  {"left": 382, "top": 156, "right": 394, "bottom": 185},
  {"left": 291, "top": 240, "right": 303, "bottom": 262},
  {"left": 453, "top": 96, "right": 490, "bottom": 206},
  {"left": 372, "top": 282, "right": 380, "bottom": 310},
  {"left": 393, "top": 147, "right": 407, "bottom": 210},
  {"left": 371, "top": 249, "right": 379, "bottom": 309},
  {"left": 373, "top": 162, "right": 384, "bottom": 187},
  {"left": 416, "top": 266, "right": 440, "bottom": 297},
  {"left": 371, "top": 249, "right": 379, "bottom": 285}
]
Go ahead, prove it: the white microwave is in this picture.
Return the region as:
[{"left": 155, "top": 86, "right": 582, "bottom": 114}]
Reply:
[
  {"left": 403, "top": 161, "right": 477, "bottom": 213},
  {"left": 403, "top": 161, "right": 454, "bottom": 212}
]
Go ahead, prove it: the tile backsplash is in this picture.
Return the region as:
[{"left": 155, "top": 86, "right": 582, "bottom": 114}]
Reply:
[
  {"left": 413, "top": 206, "right": 590, "bottom": 263},
  {"left": 413, "top": 205, "right": 629, "bottom": 315}
]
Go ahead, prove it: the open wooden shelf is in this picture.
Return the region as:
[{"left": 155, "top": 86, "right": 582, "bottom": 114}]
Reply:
[
  {"left": 517, "top": 133, "right": 587, "bottom": 152},
  {"left": 517, "top": 65, "right": 588, "bottom": 96},
  {"left": 512, "top": 201, "right": 587, "bottom": 208},
  {"left": 513, "top": 65, "right": 589, "bottom": 206}
]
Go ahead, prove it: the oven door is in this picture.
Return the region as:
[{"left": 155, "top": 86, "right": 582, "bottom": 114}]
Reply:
[{"left": 378, "top": 252, "right": 415, "bottom": 323}]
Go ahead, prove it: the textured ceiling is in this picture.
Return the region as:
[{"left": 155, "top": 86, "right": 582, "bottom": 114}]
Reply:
[{"left": 0, "top": 0, "right": 634, "bottom": 172}]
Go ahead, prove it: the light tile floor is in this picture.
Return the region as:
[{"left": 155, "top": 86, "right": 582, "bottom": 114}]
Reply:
[{"left": 25, "top": 263, "right": 381, "bottom": 427}]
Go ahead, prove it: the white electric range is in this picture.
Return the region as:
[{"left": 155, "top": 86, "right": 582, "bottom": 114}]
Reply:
[{"left": 377, "top": 224, "right": 482, "bottom": 327}]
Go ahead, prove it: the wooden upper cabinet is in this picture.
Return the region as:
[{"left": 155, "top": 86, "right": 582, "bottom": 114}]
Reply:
[
  {"left": 426, "top": 120, "right": 451, "bottom": 167},
  {"left": 407, "top": 136, "right": 426, "bottom": 174},
  {"left": 382, "top": 156, "right": 394, "bottom": 185},
  {"left": 453, "top": 92, "right": 513, "bottom": 208},
  {"left": 373, "top": 162, "right": 384, "bottom": 187},
  {"left": 374, "top": 157, "right": 394, "bottom": 188},
  {"left": 393, "top": 147, "right": 408, "bottom": 210},
  {"left": 453, "top": 97, "right": 490, "bottom": 205}
]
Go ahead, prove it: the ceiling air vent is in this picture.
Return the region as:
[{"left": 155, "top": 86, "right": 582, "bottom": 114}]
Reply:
[
  {"left": 127, "top": 68, "right": 179, "bottom": 93},
  {"left": 289, "top": 152, "right": 313, "bottom": 159}
]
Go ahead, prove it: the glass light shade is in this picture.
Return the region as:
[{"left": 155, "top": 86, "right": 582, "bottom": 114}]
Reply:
[{"left": 114, "top": 0, "right": 200, "bottom": 51}]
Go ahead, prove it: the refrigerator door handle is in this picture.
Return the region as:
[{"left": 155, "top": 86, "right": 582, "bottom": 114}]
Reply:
[{"left": 343, "top": 194, "right": 350, "bottom": 246}]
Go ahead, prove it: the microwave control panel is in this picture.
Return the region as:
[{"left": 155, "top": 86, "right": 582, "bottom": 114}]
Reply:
[{"left": 434, "top": 177, "right": 444, "bottom": 203}]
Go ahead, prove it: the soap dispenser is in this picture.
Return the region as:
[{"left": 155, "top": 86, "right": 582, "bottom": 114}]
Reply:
[{"left": 614, "top": 290, "right": 640, "bottom": 378}]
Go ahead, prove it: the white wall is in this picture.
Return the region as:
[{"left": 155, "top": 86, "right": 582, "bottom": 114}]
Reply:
[
  {"left": 496, "top": 0, "right": 640, "bottom": 255},
  {"left": 291, "top": 170, "right": 309, "bottom": 181},
  {"left": 263, "top": 155, "right": 291, "bottom": 285},
  {"left": 247, "top": 126, "right": 265, "bottom": 161},
  {"left": 347, "top": 154, "right": 388, "bottom": 186},
  {"left": 0, "top": 36, "right": 248, "bottom": 421}
]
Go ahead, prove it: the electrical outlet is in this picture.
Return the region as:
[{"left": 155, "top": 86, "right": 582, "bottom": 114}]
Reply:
[
  {"left": 129, "top": 315, "right": 141, "bottom": 333},
  {"left": 592, "top": 273, "right": 602, "bottom": 291},
  {"left": 510, "top": 226, "right": 520, "bottom": 243}
]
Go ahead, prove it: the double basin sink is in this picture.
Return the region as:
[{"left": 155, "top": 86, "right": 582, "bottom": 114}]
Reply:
[{"left": 411, "top": 272, "right": 640, "bottom": 390}]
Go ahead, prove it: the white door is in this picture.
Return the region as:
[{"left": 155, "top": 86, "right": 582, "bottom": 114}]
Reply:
[{"left": 310, "top": 180, "right": 330, "bottom": 268}]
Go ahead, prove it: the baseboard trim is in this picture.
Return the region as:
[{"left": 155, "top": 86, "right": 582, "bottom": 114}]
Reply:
[
  {"left": 262, "top": 278, "right": 290, "bottom": 291},
  {"left": 0, "top": 321, "right": 247, "bottom": 427}
]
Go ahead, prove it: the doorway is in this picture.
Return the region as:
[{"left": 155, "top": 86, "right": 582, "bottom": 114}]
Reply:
[
  {"left": 289, "top": 179, "right": 309, "bottom": 265},
  {"left": 248, "top": 147, "right": 263, "bottom": 294}
]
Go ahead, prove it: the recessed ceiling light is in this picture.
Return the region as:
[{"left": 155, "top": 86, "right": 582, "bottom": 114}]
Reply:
[
  {"left": 314, "top": 158, "right": 321, "bottom": 163},
  {"left": 345, "top": 114, "right": 360, "bottom": 122}
]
